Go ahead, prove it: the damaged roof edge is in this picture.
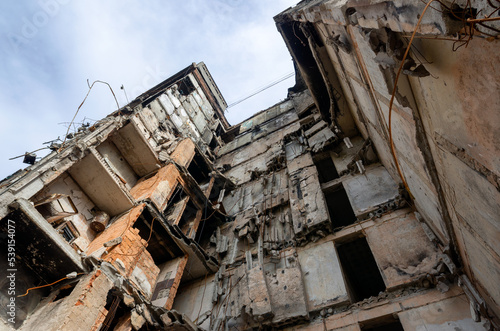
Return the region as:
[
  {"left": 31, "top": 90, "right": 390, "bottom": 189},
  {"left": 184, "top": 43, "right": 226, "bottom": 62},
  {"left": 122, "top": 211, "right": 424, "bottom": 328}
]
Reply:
[{"left": 118, "top": 62, "right": 230, "bottom": 129}]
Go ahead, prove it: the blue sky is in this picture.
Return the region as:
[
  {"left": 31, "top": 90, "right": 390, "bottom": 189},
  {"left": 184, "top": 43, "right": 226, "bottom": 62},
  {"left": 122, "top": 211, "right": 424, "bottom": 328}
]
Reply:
[{"left": 0, "top": 0, "right": 297, "bottom": 179}]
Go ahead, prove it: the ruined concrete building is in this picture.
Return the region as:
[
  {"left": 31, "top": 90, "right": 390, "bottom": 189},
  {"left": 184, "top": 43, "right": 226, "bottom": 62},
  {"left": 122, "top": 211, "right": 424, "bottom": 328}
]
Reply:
[{"left": 1, "top": 1, "right": 499, "bottom": 330}]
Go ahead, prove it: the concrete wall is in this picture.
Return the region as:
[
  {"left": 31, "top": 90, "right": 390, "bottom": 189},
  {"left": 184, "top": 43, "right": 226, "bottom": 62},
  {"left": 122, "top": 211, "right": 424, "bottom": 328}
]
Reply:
[{"left": 275, "top": 0, "right": 500, "bottom": 324}]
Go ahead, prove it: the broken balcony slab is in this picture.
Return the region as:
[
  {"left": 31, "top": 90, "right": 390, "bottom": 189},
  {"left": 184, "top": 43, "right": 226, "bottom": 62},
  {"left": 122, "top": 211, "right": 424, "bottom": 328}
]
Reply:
[
  {"left": 304, "top": 120, "right": 328, "bottom": 138},
  {"left": 332, "top": 136, "right": 366, "bottom": 174},
  {"left": 307, "top": 126, "right": 337, "bottom": 153},
  {"left": 223, "top": 142, "right": 285, "bottom": 186},
  {"left": 170, "top": 138, "right": 197, "bottom": 167},
  {"left": 130, "top": 164, "right": 180, "bottom": 212},
  {"left": 239, "top": 99, "right": 294, "bottom": 134},
  {"left": 365, "top": 212, "right": 441, "bottom": 290},
  {"left": 219, "top": 111, "right": 300, "bottom": 156},
  {"left": 68, "top": 148, "right": 135, "bottom": 217},
  {"left": 110, "top": 120, "right": 161, "bottom": 177},
  {"left": 341, "top": 164, "right": 400, "bottom": 218},
  {"left": 222, "top": 168, "right": 290, "bottom": 216},
  {"left": 4, "top": 198, "right": 85, "bottom": 281},
  {"left": 216, "top": 122, "right": 298, "bottom": 171}
]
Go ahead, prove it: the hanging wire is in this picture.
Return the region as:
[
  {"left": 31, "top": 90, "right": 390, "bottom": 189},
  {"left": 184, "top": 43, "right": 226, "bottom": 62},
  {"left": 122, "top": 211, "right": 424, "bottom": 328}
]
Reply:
[
  {"left": 58, "top": 80, "right": 120, "bottom": 152},
  {"left": 18, "top": 273, "right": 84, "bottom": 297}
]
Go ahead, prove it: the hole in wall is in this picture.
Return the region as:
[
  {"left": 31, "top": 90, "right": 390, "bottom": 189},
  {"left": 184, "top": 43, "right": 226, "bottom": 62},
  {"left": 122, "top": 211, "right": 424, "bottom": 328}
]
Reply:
[
  {"left": 337, "top": 236, "right": 386, "bottom": 302},
  {"left": 324, "top": 186, "right": 356, "bottom": 228}
]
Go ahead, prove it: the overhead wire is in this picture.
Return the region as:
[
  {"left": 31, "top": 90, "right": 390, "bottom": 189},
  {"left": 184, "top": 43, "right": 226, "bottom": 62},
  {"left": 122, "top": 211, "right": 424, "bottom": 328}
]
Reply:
[{"left": 226, "top": 72, "right": 294, "bottom": 109}]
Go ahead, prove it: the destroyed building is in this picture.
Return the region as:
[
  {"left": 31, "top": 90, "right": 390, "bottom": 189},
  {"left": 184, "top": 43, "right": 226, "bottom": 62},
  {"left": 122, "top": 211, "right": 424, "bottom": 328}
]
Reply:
[{"left": 1, "top": 0, "right": 499, "bottom": 330}]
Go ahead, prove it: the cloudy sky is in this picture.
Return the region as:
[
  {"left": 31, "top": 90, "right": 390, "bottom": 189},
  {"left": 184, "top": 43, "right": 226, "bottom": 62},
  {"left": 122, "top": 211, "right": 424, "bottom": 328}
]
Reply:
[{"left": 0, "top": 0, "right": 298, "bottom": 179}]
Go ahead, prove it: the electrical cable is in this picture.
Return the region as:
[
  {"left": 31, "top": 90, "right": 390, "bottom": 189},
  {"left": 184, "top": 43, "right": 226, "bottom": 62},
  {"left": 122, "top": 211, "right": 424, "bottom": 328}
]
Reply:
[
  {"left": 388, "top": 0, "right": 437, "bottom": 199},
  {"left": 18, "top": 273, "right": 85, "bottom": 297},
  {"left": 226, "top": 72, "right": 294, "bottom": 109},
  {"left": 58, "top": 80, "right": 120, "bottom": 152}
]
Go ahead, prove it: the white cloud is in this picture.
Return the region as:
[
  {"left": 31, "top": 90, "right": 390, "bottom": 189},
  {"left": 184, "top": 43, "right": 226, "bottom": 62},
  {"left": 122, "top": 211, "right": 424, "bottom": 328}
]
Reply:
[{"left": 0, "top": 0, "right": 299, "bottom": 179}]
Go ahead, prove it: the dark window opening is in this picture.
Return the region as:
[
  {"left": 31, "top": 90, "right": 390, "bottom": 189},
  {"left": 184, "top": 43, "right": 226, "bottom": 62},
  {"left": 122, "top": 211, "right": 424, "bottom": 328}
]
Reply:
[
  {"left": 209, "top": 135, "right": 218, "bottom": 150},
  {"left": 167, "top": 184, "right": 186, "bottom": 208},
  {"left": 177, "top": 77, "right": 195, "bottom": 96},
  {"left": 133, "top": 208, "right": 184, "bottom": 265},
  {"left": 208, "top": 180, "right": 226, "bottom": 206},
  {"left": 100, "top": 292, "right": 128, "bottom": 331},
  {"left": 35, "top": 203, "right": 57, "bottom": 220},
  {"left": 195, "top": 213, "right": 224, "bottom": 250},
  {"left": 362, "top": 315, "right": 404, "bottom": 331},
  {"left": 221, "top": 124, "right": 240, "bottom": 143},
  {"left": 298, "top": 105, "right": 314, "bottom": 119},
  {"left": 324, "top": 186, "right": 356, "bottom": 228},
  {"left": 56, "top": 221, "right": 79, "bottom": 244},
  {"left": 187, "top": 152, "right": 210, "bottom": 185},
  {"left": 314, "top": 156, "right": 339, "bottom": 183},
  {"left": 337, "top": 237, "right": 386, "bottom": 302},
  {"left": 61, "top": 225, "right": 75, "bottom": 242},
  {"left": 215, "top": 123, "right": 223, "bottom": 136},
  {"left": 53, "top": 283, "right": 76, "bottom": 302}
]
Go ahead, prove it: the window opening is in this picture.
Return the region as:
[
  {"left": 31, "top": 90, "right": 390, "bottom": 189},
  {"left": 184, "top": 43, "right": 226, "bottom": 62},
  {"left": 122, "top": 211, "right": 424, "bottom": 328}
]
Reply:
[
  {"left": 187, "top": 152, "right": 210, "bottom": 184},
  {"left": 337, "top": 237, "right": 385, "bottom": 302},
  {"left": 178, "top": 77, "right": 195, "bottom": 96},
  {"left": 362, "top": 315, "right": 405, "bottom": 331},
  {"left": 53, "top": 283, "right": 76, "bottom": 302},
  {"left": 314, "top": 155, "right": 339, "bottom": 183},
  {"left": 324, "top": 186, "right": 356, "bottom": 228},
  {"left": 134, "top": 208, "right": 184, "bottom": 265}
]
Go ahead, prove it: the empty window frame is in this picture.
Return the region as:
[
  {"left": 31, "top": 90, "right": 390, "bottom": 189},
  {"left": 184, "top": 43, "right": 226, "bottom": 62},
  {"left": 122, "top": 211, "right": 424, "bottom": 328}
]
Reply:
[
  {"left": 56, "top": 221, "right": 79, "bottom": 244},
  {"left": 134, "top": 208, "right": 184, "bottom": 265},
  {"left": 362, "top": 315, "right": 405, "bottom": 331},
  {"left": 337, "top": 237, "right": 386, "bottom": 302},
  {"left": 99, "top": 293, "right": 128, "bottom": 331},
  {"left": 314, "top": 154, "right": 339, "bottom": 183},
  {"left": 187, "top": 152, "right": 210, "bottom": 184},
  {"left": 33, "top": 194, "right": 78, "bottom": 224},
  {"left": 178, "top": 76, "right": 196, "bottom": 96},
  {"left": 324, "top": 186, "right": 356, "bottom": 228},
  {"left": 52, "top": 282, "right": 77, "bottom": 302}
]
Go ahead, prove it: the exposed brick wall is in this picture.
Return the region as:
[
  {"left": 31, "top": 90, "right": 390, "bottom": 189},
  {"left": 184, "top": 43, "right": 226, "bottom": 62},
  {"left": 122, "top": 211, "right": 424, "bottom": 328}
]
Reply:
[
  {"left": 85, "top": 204, "right": 160, "bottom": 299},
  {"left": 19, "top": 270, "right": 113, "bottom": 331},
  {"left": 164, "top": 255, "right": 188, "bottom": 310}
]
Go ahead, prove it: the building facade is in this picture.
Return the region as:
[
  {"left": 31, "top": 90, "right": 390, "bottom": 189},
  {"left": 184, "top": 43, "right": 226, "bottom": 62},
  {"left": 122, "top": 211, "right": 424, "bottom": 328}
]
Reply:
[{"left": 0, "top": 1, "right": 499, "bottom": 330}]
